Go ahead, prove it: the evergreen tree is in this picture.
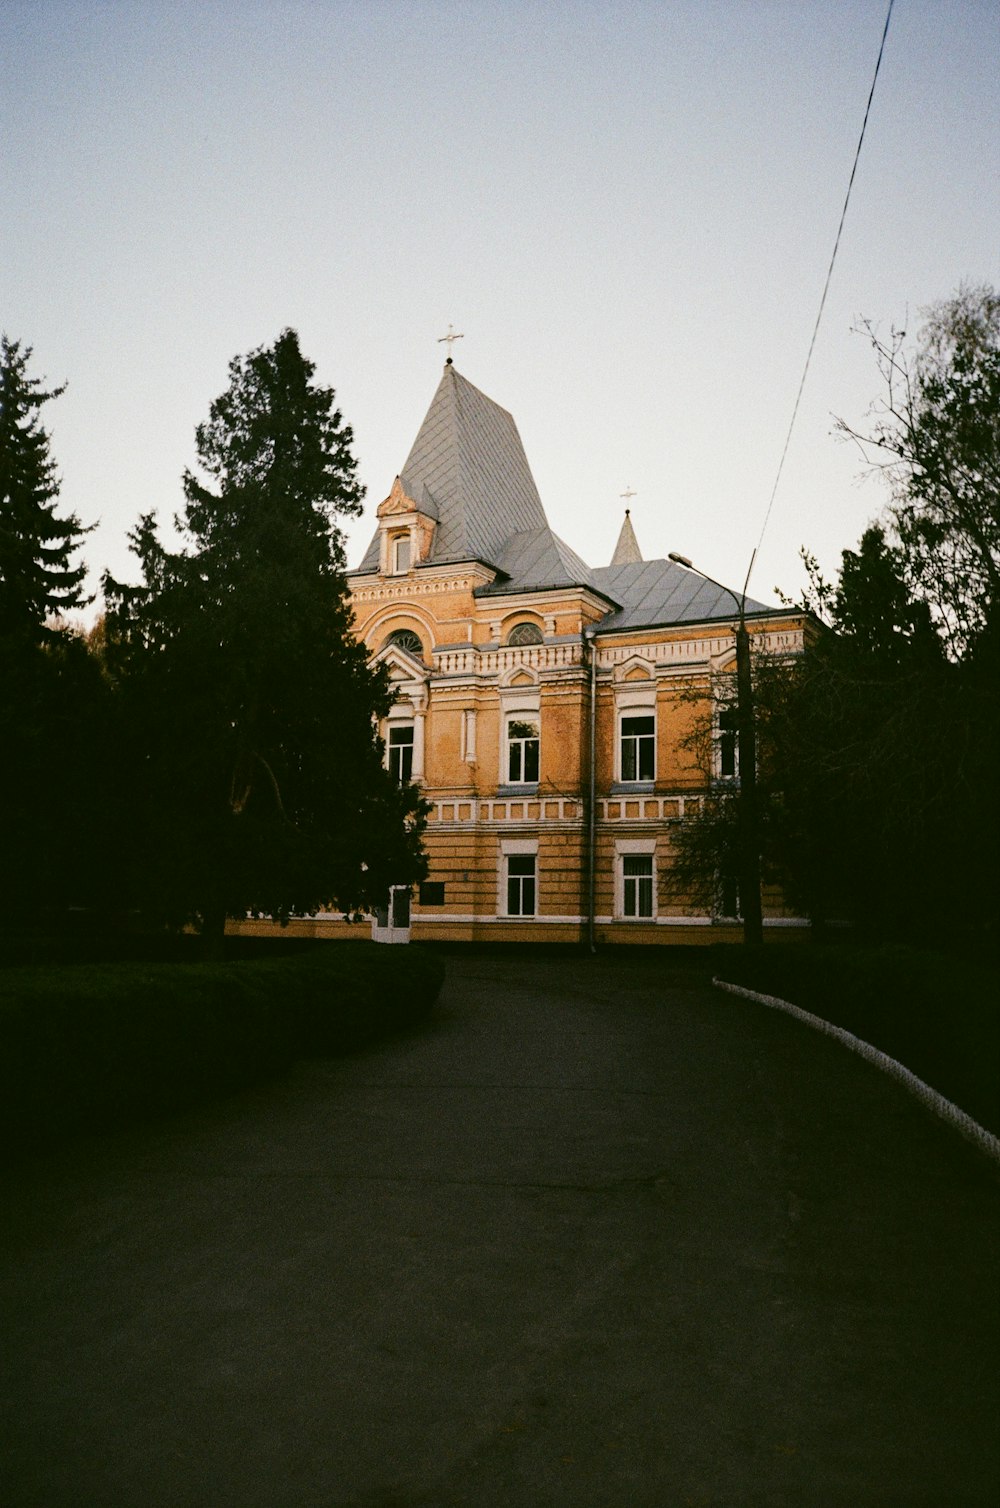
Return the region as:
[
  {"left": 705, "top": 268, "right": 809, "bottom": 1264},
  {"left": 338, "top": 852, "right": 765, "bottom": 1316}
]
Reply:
[
  {"left": 104, "top": 329, "right": 426, "bottom": 936},
  {"left": 0, "top": 336, "right": 88, "bottom": 639},
  {"left": 0, "top": 625, "right": 112, "bottom": 921},
  {"left": 668, "top": 526, "right": 986, "bottom": 940},
  {"left": 759, "top": 530, "right": 954, "bottom": 935},
  {"left": 672, "top": 288, "right": 999, "bottom": 943},
  {"left": 0, "top": 337, "right": 108, "bottom": 925}
]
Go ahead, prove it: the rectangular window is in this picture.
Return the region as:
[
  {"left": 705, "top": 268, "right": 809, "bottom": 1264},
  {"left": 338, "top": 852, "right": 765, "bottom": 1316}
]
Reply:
[
  {"left": 419, "top": 881, "right": 445, "bottom": 906},
  {"left": 388, "top": 724, "right": 414, "bottom": 783},
  {"left": 622, "top": 854, "right": 654, "bottom": 918},
  {"left": 718, "top": 707, "right": 738, "bottom": 778},
  {"left": 506, "top": 854, "right": 536, "bottom": 916},
  {"left": 507, "top": 718, "right": 539, "bottom": 784},
  {"left": 393, "top": 535, "right": 411, "bottom": 574},
  {"left": 620, "top": 714, "right": 655, "bottom": 782}
]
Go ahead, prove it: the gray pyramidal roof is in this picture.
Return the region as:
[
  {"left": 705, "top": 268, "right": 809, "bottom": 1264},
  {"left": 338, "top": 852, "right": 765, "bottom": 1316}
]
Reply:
[
  {"left": 610, "top": 510, "right": 643, "bottom": 566},
  {"left": 352, "top": 363, "right": 772, "bottom": 628},
  {"left": 356, "top": 364, "right": 588, "bottom": 587}
]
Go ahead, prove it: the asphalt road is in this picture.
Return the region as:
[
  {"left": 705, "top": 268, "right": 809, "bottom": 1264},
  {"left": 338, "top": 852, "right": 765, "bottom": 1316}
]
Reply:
[{"left": 2, "top": 951, "right": 997, "bottom": 1507}]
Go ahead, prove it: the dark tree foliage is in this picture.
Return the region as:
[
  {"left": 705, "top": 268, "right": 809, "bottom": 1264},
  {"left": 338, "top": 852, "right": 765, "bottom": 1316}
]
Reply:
[
  {"left": 663, "top": 289, "right": 999, "bottom": 941},
  {"left": 775, "top": 285, "right": 1000, "bottom": 937},
  {"left": 664, "top": 645, "right": 785, "bottom": 927},
  {"left": 0, "top": 338, "right": 109, "bottom": 923},
  {"left": 837, "top": 284, "right": 1000, "bottom": 657},
  {"left": 759, "top": 531, "right": 944, "bottom": 932},
  {"left": 669, "top": 521, "right": 997, "bottom": 941},
  {"left": 699, "top": 288, "right": 1000, "bottom": 942},
  {"left": 103, "top": 329, "right": 426, "bottom": 936},
  {"left": 755, "top": 526, "right": 994, "bottom": 941},
  {"left": 0, "top": 627, "right": 112, "bottom": 919},
  {"left": 0, "top": 336, "right": 88, "bottom": 640}
]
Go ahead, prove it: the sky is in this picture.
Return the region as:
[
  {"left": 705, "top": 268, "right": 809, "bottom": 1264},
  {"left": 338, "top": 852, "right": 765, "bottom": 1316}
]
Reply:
[{"left": 3, "top": 0, "right": 998, "bottom": 619}]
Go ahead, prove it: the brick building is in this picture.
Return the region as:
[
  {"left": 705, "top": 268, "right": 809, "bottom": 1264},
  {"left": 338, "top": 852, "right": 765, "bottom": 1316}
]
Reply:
[
  {"left": 329, "top": 358, "right": 808, "bottom": 945},
  {"left": 231, "top": 359, "right": 809, "bottom": 945}
]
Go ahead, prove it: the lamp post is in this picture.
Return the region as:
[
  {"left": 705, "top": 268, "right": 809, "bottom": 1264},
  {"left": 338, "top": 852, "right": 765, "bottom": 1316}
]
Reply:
[{"left": 668, "top": 552, "right": 763, "bottom": 947}]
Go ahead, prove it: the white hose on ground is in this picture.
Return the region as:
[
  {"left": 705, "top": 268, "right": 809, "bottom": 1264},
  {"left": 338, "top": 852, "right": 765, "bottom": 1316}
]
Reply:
[{"left": 713, "top": 978, "right": 1000, "bottom": 1166}]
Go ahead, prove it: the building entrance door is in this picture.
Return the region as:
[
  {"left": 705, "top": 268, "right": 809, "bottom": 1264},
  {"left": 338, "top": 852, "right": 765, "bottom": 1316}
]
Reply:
[{"left": 371, "top": 885, "right": 411, "bottom": 944}]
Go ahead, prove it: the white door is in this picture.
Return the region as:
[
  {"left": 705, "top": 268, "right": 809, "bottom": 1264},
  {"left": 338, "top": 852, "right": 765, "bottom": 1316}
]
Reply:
[{"left": 371, "top": 885, "right": 411, "bottom": 944}]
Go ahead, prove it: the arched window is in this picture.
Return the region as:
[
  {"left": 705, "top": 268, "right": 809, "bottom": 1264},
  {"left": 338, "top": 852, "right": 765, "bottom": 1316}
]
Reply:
[
  {"left": 506, "top": 622, "right": 543, "bottom": 646},
  {"left": 385, "top": 629, "right": 423, "bottom": 658}
]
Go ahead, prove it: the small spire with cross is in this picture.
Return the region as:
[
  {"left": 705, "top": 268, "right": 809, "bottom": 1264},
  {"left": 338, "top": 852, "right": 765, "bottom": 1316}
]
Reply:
[
  {"left": 611, "top": 488, "right": 643, "bottom": 565},
  {"left": 437, "top": 323, "right": 464, "bottom": 364}
]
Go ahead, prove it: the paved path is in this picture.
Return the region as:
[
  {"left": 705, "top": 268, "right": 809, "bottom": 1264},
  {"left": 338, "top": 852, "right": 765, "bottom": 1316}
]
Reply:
[{"left": 2, "top": 953, "right": 998, "bottom": 1506}]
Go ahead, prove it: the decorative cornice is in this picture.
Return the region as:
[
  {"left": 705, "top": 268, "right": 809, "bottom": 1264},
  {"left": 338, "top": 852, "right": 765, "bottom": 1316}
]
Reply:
[{"left": 351, "top": 574, "right": 490, "bottom": 602}]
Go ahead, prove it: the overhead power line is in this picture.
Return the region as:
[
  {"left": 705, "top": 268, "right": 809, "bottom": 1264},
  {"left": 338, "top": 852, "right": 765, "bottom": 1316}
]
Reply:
[{"left": 747, "top": 0, "right": 896, "bottom": 592}]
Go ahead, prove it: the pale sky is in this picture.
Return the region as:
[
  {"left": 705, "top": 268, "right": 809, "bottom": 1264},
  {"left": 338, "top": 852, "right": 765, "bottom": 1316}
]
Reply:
[{"left": 3, "top": 0, "right": 998, "bottom": 617}]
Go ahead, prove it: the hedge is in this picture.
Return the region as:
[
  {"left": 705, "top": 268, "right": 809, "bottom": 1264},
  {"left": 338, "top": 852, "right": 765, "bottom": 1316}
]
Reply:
[
  {"left": 712, "top": 943, "right": 999, "bottom": 1137},
  {"left": 0, "top": 942, "right": 445, "bottom": 1160}
]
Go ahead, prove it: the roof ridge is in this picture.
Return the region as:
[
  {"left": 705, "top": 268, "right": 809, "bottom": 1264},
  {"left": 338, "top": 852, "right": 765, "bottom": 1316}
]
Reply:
[{"left": 449, "top": 365, "right": 473, "bottom": 559}]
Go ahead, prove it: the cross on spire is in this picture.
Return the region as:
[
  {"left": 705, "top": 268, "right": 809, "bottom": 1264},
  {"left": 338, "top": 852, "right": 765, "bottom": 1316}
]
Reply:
[
  {"left": 437, "top": 323, "right": 464, "bottom": 363},
  {"left": 620, "top": 485, "right": 637, "bottom": 514}
]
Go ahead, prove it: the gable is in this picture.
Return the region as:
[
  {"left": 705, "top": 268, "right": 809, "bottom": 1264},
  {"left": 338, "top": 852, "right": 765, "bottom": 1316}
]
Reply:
[
  {"left": 376, "top": 477, "right": 418, "bottom": 519},
  {"left": 370, "top": 641, "right": 428, "bottom": 683},
  {"left": 615, "top": 654, "right": 655, "bottom": 683}
]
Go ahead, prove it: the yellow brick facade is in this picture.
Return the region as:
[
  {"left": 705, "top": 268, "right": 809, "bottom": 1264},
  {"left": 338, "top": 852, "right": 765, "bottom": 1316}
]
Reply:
[
  {"left": 345, "top": 596, "right": 808, "bottom": 945},
  {"left": 231, "top": 363, "right": 809, "bottom": 946}
]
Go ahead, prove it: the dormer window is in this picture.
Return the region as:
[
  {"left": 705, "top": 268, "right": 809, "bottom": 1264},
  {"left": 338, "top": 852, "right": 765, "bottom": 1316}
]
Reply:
[{"left": 375, "top": 479, "right": 436, "bottom": 575}]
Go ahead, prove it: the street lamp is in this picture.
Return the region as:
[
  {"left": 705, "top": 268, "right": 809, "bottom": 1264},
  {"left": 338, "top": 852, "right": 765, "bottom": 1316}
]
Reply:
[{"left": 668, "top": 552, "right": 763, "bottom": 946}]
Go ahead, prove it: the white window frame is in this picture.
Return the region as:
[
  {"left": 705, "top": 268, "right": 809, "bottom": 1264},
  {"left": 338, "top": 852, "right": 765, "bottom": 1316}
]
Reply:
[
  {"left": 506, "top": 714, "right": 540, "bottom": 785},
  {"left": 614, "top": 683, "right": 657, "bottom": 784},
  {"left": 498, "top": 689, "right": 541, "bottom": 787},
  {"left": 386, "top": 721, "right": 415, "bottom": 783},
  {"left": 499, "top": 838, "right": 539, "bottom": 918},
  {"left": 618, "top": 709, "right": 656, "bottom": 784},
  {"left": 615, "top": 838, "right": 657, "bottom": 921},
  {"left": 392, "top": 533, "right": 412, "bottom": 574}
]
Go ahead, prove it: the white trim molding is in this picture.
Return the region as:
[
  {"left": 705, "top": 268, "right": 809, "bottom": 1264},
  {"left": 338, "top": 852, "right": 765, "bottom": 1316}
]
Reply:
[
  {"left": 498, "top": 836, "right": 539, "bottom": 918},
  {"left": 614, "top": 837, "right": 658, "bottom": 921}
]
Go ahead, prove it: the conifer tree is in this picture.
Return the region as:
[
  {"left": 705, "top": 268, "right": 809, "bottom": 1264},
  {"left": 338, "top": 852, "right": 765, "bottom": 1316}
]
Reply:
[
  {"left": 104, "top": 329, "right": 425, "bottom": 936},
  {"left": 0, "top": 337, "right": 107, "bottom": 922},
  {"left": 0, "top": 336, "right": 88, "bottom": 639}
]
